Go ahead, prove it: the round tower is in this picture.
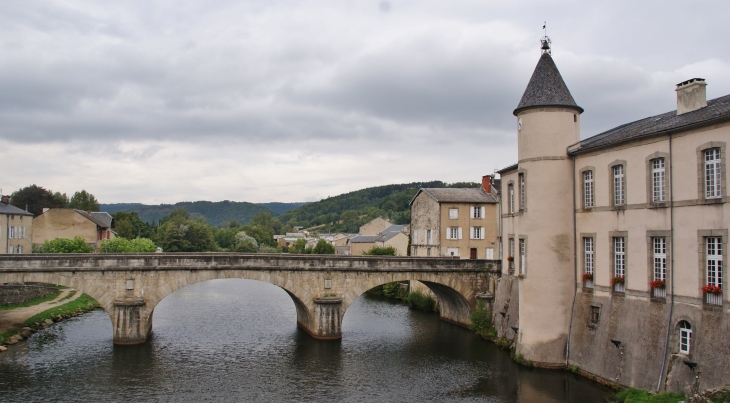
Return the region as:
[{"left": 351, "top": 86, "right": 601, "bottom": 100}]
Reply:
[{"left": 510, "top": 37, "right": 582, "bottom": 365}]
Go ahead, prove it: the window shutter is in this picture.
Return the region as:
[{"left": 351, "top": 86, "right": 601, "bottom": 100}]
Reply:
[
  {"left": 458, "top": 228, "right": 462, "bottom": 240},
  {"left": 445, "top": 229, "right": 450, "bottom": 240},
  {"left": 480, "top": 229, "right": 485, "bottom": 240},
  {"left": 413, "top": 230, "right": 418, "bottom": 244},
  {"left": 469, "top": 207, "right": 474, "bottom": 218},
  {"left": 480, "top": 207, "right": 485, "bottom": 219},
  {"left": 469, "top": 227, "right": 474, "bottom": 239}
]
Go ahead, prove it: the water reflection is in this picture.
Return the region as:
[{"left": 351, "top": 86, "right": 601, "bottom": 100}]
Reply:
[{"left": 0, "top": 279, "right": 611, "bottom": 402}]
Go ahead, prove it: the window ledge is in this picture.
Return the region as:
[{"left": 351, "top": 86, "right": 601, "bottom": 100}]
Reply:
[
  {"left": 648, "top": 202, "right": 669, "bottom": 209},
  {"left": 650, "top": 297, "right": 666, "bottom": 304},
  {"left": 582, "top": 287, "right": 594, "bottom": 294},
  {"left": 611, "top": 205, "right": 627, "bottom": 211}
]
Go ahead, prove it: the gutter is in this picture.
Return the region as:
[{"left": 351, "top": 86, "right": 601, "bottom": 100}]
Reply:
[{"left": 656, "top": 132, "right": 676, "bottom": 392}]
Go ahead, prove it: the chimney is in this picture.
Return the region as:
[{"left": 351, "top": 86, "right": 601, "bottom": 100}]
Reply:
[
  {"left": 482, "top": 175, "right": 492, "bottom": 191},
  {"left": 0, "top": 195, "right": 8, "bottom": 204},
  {"left": 676, "top": 78, "right": 707, "bottom": 115},
  {"left": 87, "top": 210, "right": 92, "bottom": 214}
]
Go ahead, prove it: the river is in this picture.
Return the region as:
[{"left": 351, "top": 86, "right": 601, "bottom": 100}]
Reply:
[{"left": 0, "top": 279, "right": 612, "bottom": 402}]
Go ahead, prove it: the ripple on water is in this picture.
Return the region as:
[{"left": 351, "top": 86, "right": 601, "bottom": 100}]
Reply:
[{"left": 0, "top": 279, "right": 612, "bottom": 402}]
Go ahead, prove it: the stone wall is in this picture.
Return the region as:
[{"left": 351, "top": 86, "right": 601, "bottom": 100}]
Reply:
[{"left": 0, "top": 283, "right": 58, "bottom": 305}]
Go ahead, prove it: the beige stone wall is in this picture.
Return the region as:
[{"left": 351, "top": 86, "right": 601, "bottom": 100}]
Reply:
[
  {"left": 1, "top": 214, "right": 33, "bottom": 254},
  {"left": 383, "top": 232, "right": 409, "bottom": 256},
  {"left": 351, "top": 241, "right": 374, "bottom": 256},
  {"left": 438, "top": 202, "right": 497, "bottom": 259},
  {"left": 359, "top": 217, "right": 392, "bottom": 236},
  {"left": 32, "top": 209, "right": 98, "bottom": 249}
]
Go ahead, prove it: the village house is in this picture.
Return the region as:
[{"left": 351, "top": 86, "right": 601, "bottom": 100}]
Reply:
[
  {"left": 494, "top": 36, "right": 730, "bottom": 393},
  {"left": 347, "top": 224, "right": 409, "bottom": 256},
  {"left": 0, "top": 195, "right": 34, "bottom": 254},
  {"left": 32, "top": 208, "right": 115, "bottom": 252},
  {"left": 409, "top": 177, "right": 499, "bottom": 259}
]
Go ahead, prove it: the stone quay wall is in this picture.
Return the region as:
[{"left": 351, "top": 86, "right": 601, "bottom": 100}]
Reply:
[{"left": 0, "top": 283, "right": 58, "bottom": 306}]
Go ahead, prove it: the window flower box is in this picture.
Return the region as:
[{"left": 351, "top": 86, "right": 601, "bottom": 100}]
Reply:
[
  {"left": 610, "top": 276, "right": 624, "bottom": 285},
  {"left": 507, "top": 256, "right": 514, "bottom": 262},
  {"left": 582, "top": 273, "right": 593, "bottom": 281},
  {"left": 649, "top": 280, "right": 666, "bottom": 289},
  {"left": 702, "top": 284, "right": 722, "bottom": 295}
]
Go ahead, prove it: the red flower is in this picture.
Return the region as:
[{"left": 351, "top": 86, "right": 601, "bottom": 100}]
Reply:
[
  {"left": 582, "top": 273, "right": 593, "bottom": 281},
  {"left": 649, "top": 280, "right": 666, "bottom": 289},
  {"left": 702, "top": 284, "right": 722, "bottom": 295},
  {"left": 610, "top": 276, "right": 625, "bottom": 285},
  {"left": 507, "top": 256, "right": 514, "bottom": 262}
]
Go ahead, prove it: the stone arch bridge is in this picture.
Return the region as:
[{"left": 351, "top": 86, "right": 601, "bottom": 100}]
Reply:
[{"left": 0, "top": 254, "right": 500, "bottom": 345}]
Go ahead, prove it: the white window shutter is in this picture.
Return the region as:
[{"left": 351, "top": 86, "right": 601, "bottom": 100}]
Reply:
[
  {"left": 469, "top": 207, "right": 474, "bottom": 218},
  {"left": 413, "top": 230, "right": 418, "bottom": 244},
  {"left": 445, "top": 229, "right": 450, "bottom": 240},
  {"left": 469, "top": 227, "right": 474, "bottom": 239},
  {"left": 458, "top": 228, "right": 462, "bottom": 240},
  {"left": 480, "top": 207, "right": 485, "bottom": 219},
  {"left": 481, "top": 229, "right": 485, "bottom": 240}
]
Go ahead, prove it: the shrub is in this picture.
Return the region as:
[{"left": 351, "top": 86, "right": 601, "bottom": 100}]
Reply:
[
  {"left": 40, "top": 237, "right": 93, "bottom": 253},
  {"left": 363, "top": 246, "right": 397, "bottom": 256},
  {"left": 469, "top": 300, "right": 495, "bottom": 338},
  {"left": 403, "top": 290, "right": 436, "bottom": 312},
  {"left": 100, "top": 237, "right": 157, "bottom": 253},
  {"left": 382, "top": 282, "right": 401, "bottom": 299},
  {"left": 612, "top": 388, "right": 684, "bottom": 403},
  {"left": 312, "top": 239, "right": 335, "bottom": 254}
]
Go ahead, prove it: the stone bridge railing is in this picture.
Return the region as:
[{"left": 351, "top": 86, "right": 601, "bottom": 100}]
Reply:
[{"left": 0, "top": 253, "right": 501, "bottom": 344}]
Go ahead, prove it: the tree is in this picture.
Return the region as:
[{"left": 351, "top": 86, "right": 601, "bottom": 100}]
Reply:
[
  {"left": 241, "top": 224, "right": 276, "bottom": 248},
  {"left": 10, "top": 185, "right": 67, "bottom": 216},
  {"left": 231, "top": 231, "right": 258, "bottom": 253},
  {"left": 68, "top": 190, "right": 100, "bottom": 212},
  {"left": 363, "top": 246, "right": 397, "bottom": 256},
  {"left": 312, "top": 239, "right": 335, "bottom": 254},
  {"left": 155, "top": 211, "right": 218, "bottom": 252},
  {"left": 112, "top": 211, "right": 153, "bottom": 239},
  {"left": 40, "top": 237, "right": 93, "bottom": 253},
  {"left": 100, "top": 237, "right": 157, "bottom": 253},
  {"left": 289, "top": 238, "right": 307, "bottom": 254}
]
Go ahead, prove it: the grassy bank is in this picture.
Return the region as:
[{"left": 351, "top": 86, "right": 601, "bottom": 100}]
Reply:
[
  {"left": 367, "top": 282, "right": 438, "bottom": 313},
  {"left": 611, "top": 388, "right": 684, "bottom": 403},
  {"left": 0, "top": 293, "right": 100, "bottom": 345}
]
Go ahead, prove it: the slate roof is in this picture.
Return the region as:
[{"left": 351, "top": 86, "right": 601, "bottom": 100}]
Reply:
[
  {"left": 74, "top": 210, "right": 114, "bottom": 228},
  {"left": 496, "top": 163, "right": 518, "bottom": 174},
  {"left": 514, "top": 52, "right": 583, "bottom": 116},
  {"left": 410, "top": 188, "right": 498, "bottom": 206},
  {"left": 0, "top": 203, "right": 34, "bottom": 216},
  {"left": 569, "top": 94, "right": 730, "bottom": 154},
  {"left": 349, "top": 231, "right": 404, "bottom": 244}
]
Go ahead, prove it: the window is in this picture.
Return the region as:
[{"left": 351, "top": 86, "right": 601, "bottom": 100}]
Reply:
[
  {"left": 427, "top": 248, "right": 431, "bottom": 257},
  {"left": 471, "top": 227, "right": 483, "bottom": 240},
  {"left": 706, "top": 237, "right": 723, "bottom": 288},
  {"left": 508, "top": 184, "right": 514, "bottom": 214},
  {"left": 590, "top": 306, "right": 600, "bottom": 325},
  {"left": 17, "top": 246, "right": 22, "bottom": 254},
  {"left": 8, "top": 246, "right": 14, "bottom": 254},
  {"left": 705, "top": 148, "right": 722, "bottom": 199},
  {"left": 653, "top": 238, "right": 667, "bottom": 282},
  {"left": 679, "top": 321, "right": 692, "bottom": 354},
  {"left": 509, "top": 238, "right": 515, "bottom": 273},
  {"left": 412, "top": 230, "right": 418, "bottom": 245},
  {"left": 426, "top": 230, "right": 433, "bottom": 245},
  {"left": 584, "top": 237, "right": 594, "bottom": 279},
  {"left": 19, "top": 227, "right": 25, "bottom": 239},
  {"left": 19, "top": 216, "right": 22, "bottom": 222},
  {"left": 613, "top": 165, "right": 625, "bottom": 206},
  {"left": 519, "top": 173, "right": 526, "bottom": 210},
  {"left": 486, "top": 248, "right": 494, "bottom": 259},
  {"left": 449, "top": 208, "right": 458, "bottom": 219},
  {"left": 652, "top": 158, "right": 666, "bottom": 202},
  {"left": 519, "top": 239, "right": 526, "bottom": 275},
  {"left": 613, "top": 237, "right": 625, "bottom": 292},
  {"left": 447, "top": 247, "right": 459, "bottom": 257},
  {"left": 471, "top": 206, "right": 484, "bottom": 219},
  {"left": 8, "top": 226, "right": 15, "bottom": 239},
  {"left": 583, "top": 171, "right": 594, "bottom": 208},
  {"left": 446, "top": 227, "right": 461, "bottom": 240}
]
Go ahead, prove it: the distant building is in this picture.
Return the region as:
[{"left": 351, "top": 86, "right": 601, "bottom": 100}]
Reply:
[
  {"left": 410, "top": 177, "right": 499, "bottom": 259},
  {"left": 32, "top": 208, "right": 115, "bottom": 252},
  {"left": 0, "top": 195, "right": 34, "bottom": 254},
  {"left": 359, "top": 217, "right": 393, "bottom": 236},
  {"left": 347, "top": 224, "right": 409, "bottom": 256}
]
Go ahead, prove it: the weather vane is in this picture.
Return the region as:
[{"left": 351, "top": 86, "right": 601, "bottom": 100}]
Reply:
[{"left": 541, "top": 21, "right": 551, "bottom": 55}]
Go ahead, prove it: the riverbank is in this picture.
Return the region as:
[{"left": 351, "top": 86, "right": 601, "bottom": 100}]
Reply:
[{"left": 0, "top": 291, "right": 100, "bottom": 349}]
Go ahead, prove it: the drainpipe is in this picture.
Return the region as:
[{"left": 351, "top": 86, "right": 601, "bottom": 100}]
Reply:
[
  {"left": 656, "top": 133, "right": 675, "bottom": 392},
  {"left": 566, "top": 154, "right": 578, "bottom": 365}
]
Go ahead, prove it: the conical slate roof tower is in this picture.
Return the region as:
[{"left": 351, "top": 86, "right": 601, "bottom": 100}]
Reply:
[{"left": 513, "top": 40, "right": 583, "bottom": 115}]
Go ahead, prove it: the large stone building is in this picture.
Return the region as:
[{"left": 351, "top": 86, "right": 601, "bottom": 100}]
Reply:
[
  {"left": 410, "top": 176, "right": 499, "bottom": 259},
  {"left": 33, "top": 208, "right": 115, "bottom": 252},
  {"left": 0, "top": 195, "right": 33, "bottom": 254},
  {"left": 495, "top": 37, "right": 730, "bottom": 393}
]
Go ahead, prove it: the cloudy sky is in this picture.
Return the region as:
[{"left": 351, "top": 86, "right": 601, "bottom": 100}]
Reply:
[{"left": 1, "top": 1, "right": 728, "bottom": 204}]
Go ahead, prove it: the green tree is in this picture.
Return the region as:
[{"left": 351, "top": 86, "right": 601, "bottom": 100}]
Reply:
[
  {"left": 40, "top": 237, "right": 93, "bottom": 253},
  {"left": 100, "top": 237, "right": 157, "bottom": 253},
  {"left": 112, "top": 211, "right": 152, "bottom": 240},
  {"left": 10, "top": 185, "right": 68, "bottom": 216},
  {"left": 249, "top": 212, "right": 281, "bottom": 234},
  {"left": 312, "top": 239, "right": 335, "bottom": 254},
  {"left": 155, "top": 210, "right": 218, "bottom": 252},
  {"left": 289, "top": 238, "right": 307, "bottom": 254},
  {"left": 231, "top": 231, "right": 258, "bottom": 253},
  {"left": 241, "top": 224, "right": 276, "bottom": 248},
  {"left": 363, "top": 246, "right": 396, "bottom": 256},
  {"left": 68, "top": 190, "right": 100, "bottom": 212}
]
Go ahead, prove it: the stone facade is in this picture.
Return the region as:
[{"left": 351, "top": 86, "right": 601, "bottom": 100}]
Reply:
[
  {"left": 0, "top": 197, "right": 33, "bottom": 254},
  {"left": 0, "top": 253, "right": 500, "bottom": 345},
  {"left": 32, "top": 209, "right": 115, "bottom": 252}
]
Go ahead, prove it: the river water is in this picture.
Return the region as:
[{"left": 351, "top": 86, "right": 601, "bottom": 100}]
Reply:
[{"left": 0, "top": 279, "right": 612, "bottom": 402}]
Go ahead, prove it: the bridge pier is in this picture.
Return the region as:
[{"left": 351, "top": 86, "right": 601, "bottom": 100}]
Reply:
[
  {"left": 300, "top": 297, "right": 343, "bottom": 340},
  {"left": 113, "top": 298, "right": 151, "bottom": 345}
]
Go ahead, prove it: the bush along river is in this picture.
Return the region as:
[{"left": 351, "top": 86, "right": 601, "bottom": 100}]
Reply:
[{"left": 0, "top": 279, "right": 614, "bottom": 402}]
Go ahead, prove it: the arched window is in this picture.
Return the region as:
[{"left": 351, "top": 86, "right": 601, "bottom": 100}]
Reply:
[{"left": 679, "top": 321, "right": 692, "bottom": 354}]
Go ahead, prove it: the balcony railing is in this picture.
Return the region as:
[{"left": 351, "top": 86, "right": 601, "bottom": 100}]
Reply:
[
  {"left": 613, "top": 283, "right": 625, "bottom": 293},
  {"left": 652, "top": 287, "right": 666, "bottom": 299},
  {"left": 706, "top": 292, "right": 723, "bottom": 306}
]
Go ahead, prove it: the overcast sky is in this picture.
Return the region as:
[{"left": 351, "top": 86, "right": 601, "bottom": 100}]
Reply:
[{"left": 1, "top": 1, "right": 728, "bottom": 204}]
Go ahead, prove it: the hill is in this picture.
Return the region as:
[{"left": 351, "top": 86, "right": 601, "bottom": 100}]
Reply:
[
  {"left": 101, "top": 200, "right": 306, "bottom": 227},
  {"left": 277, "top": 181, "right": 481, "bottom": 233}
]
